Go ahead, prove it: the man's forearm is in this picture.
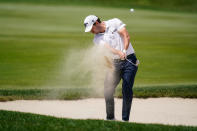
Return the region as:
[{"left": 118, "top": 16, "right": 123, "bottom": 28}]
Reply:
[
  {"left": 104, "top": 43, "right": 120, "bottom": 55},
  {"left": 104, "top": 43, "right": 126, "bottom": 60},
  {"left": 123, "top": 35, "right": 130, "bottom": 50},
  {"left": 118, "top": 27, "right": 130, "bottom": 51}
]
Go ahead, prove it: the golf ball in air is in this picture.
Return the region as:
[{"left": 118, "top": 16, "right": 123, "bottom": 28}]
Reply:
[{"left": 130, "top": 8, "right": 134, "bottom": 12}]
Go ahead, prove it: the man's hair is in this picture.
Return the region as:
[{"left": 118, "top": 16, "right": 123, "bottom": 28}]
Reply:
[
  {"left": 97, "top": 17, "right": 101, "bottom": 23},
  {"left": 93, "top": 17, "right": 101, "bottom": 26}
]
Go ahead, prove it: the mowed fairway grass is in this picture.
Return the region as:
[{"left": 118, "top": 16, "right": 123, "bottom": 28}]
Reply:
[
  {"left": 0, "top": 110, "right": 197, "bottom": 131},
  {"left": 0, "top": 3, "right": 197, "bottom": 100}
]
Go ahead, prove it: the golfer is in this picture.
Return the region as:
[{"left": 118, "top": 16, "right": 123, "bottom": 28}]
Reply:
[{"left": 84, "top": 15, "right": 138, "bottom": 121}]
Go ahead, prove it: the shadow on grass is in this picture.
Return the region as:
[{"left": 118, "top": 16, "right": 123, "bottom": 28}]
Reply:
[{"left": 0, "top": 110, "right": 196, "bottom": 131}]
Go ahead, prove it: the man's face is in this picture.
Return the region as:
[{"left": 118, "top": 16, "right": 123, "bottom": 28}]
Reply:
[{"left": 91, "top": 21, "right": 101, "bottom": 34}]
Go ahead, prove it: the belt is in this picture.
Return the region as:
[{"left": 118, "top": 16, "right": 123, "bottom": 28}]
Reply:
[
  {"left": 113, "top": 53, "right": 139, "bottom": 66},
  {"left": 127, "top": 53, "right": 136, "bottom": 59},
  {"left": 113, "top": 53, "right": 135, "bottom": 63}
]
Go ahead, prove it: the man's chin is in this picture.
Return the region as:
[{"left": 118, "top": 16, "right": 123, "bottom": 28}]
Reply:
[{"left": 95, "top": 32, "right": 101, "bottom": 34}]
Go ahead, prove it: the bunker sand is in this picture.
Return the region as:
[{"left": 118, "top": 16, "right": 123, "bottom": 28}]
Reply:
[{"left": 0, "top": 98, "right": 197, "bottom": 126}]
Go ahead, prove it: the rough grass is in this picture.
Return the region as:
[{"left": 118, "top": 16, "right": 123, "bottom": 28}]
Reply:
[
  {"left": 0, "top": 110, "right": 196, "bottom": 131},
  {"left": 118, "top": 84, "right": 197, "bottom": 98},
  {"left": 0, "top": 88, "right": 92, "bottom": 102},
  {"left": 0, "top": 84, "right": 196, "bottom": 101}
]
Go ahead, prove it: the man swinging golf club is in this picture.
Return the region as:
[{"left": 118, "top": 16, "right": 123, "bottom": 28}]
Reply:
[{"left": 84, "top": 15, "right": 139, "bottom": 121}]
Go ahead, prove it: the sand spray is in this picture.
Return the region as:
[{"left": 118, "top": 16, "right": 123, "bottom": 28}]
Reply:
[{"left": 46, "top": 44, "right": 114, "bottom": 98}]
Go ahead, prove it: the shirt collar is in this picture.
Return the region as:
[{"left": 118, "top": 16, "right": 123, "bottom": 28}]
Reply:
[{"left": 98, "top": 21, "right": 109, "bottom": 34}]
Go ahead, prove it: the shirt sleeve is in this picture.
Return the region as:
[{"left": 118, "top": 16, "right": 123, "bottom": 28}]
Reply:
[{"left": 112, "top": 18, "right": 126, "bottom": 31}]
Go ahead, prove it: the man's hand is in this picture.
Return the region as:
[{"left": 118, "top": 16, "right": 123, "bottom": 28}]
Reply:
[
  {"left": 118, "top": 51, "right": 126, "bottom": 60},
  {"left": 104, "top": 43, "right": 126, "bottom": 60}
]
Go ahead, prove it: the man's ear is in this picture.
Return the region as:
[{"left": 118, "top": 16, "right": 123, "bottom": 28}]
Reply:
[{"left": 95, "top": 21, "right": 99, "bottom": 25}]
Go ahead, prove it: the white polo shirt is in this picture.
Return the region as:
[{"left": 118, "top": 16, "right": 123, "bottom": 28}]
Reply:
[{"left": 93, "top": 18, "right": 135, "bottom": 59}]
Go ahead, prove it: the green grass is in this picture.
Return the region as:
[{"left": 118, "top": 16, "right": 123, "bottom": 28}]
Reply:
[
  {"left": 0, "top": 3, "right": 197, "bottom": 100},
  {"left": 1, "top": 0, "right": 197, "bottom": 12},
  {"left": 0, "top": 84, "right": 197, "bottom": 101},
  {"left": 118, "top": 84, "right": 197, "bottom": 98},
  {"left": 0, "top": 88, "right": 92, "bottom": 101},
  {"left": 0, "top": 110, "right": 196, "bottom": 131}
]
